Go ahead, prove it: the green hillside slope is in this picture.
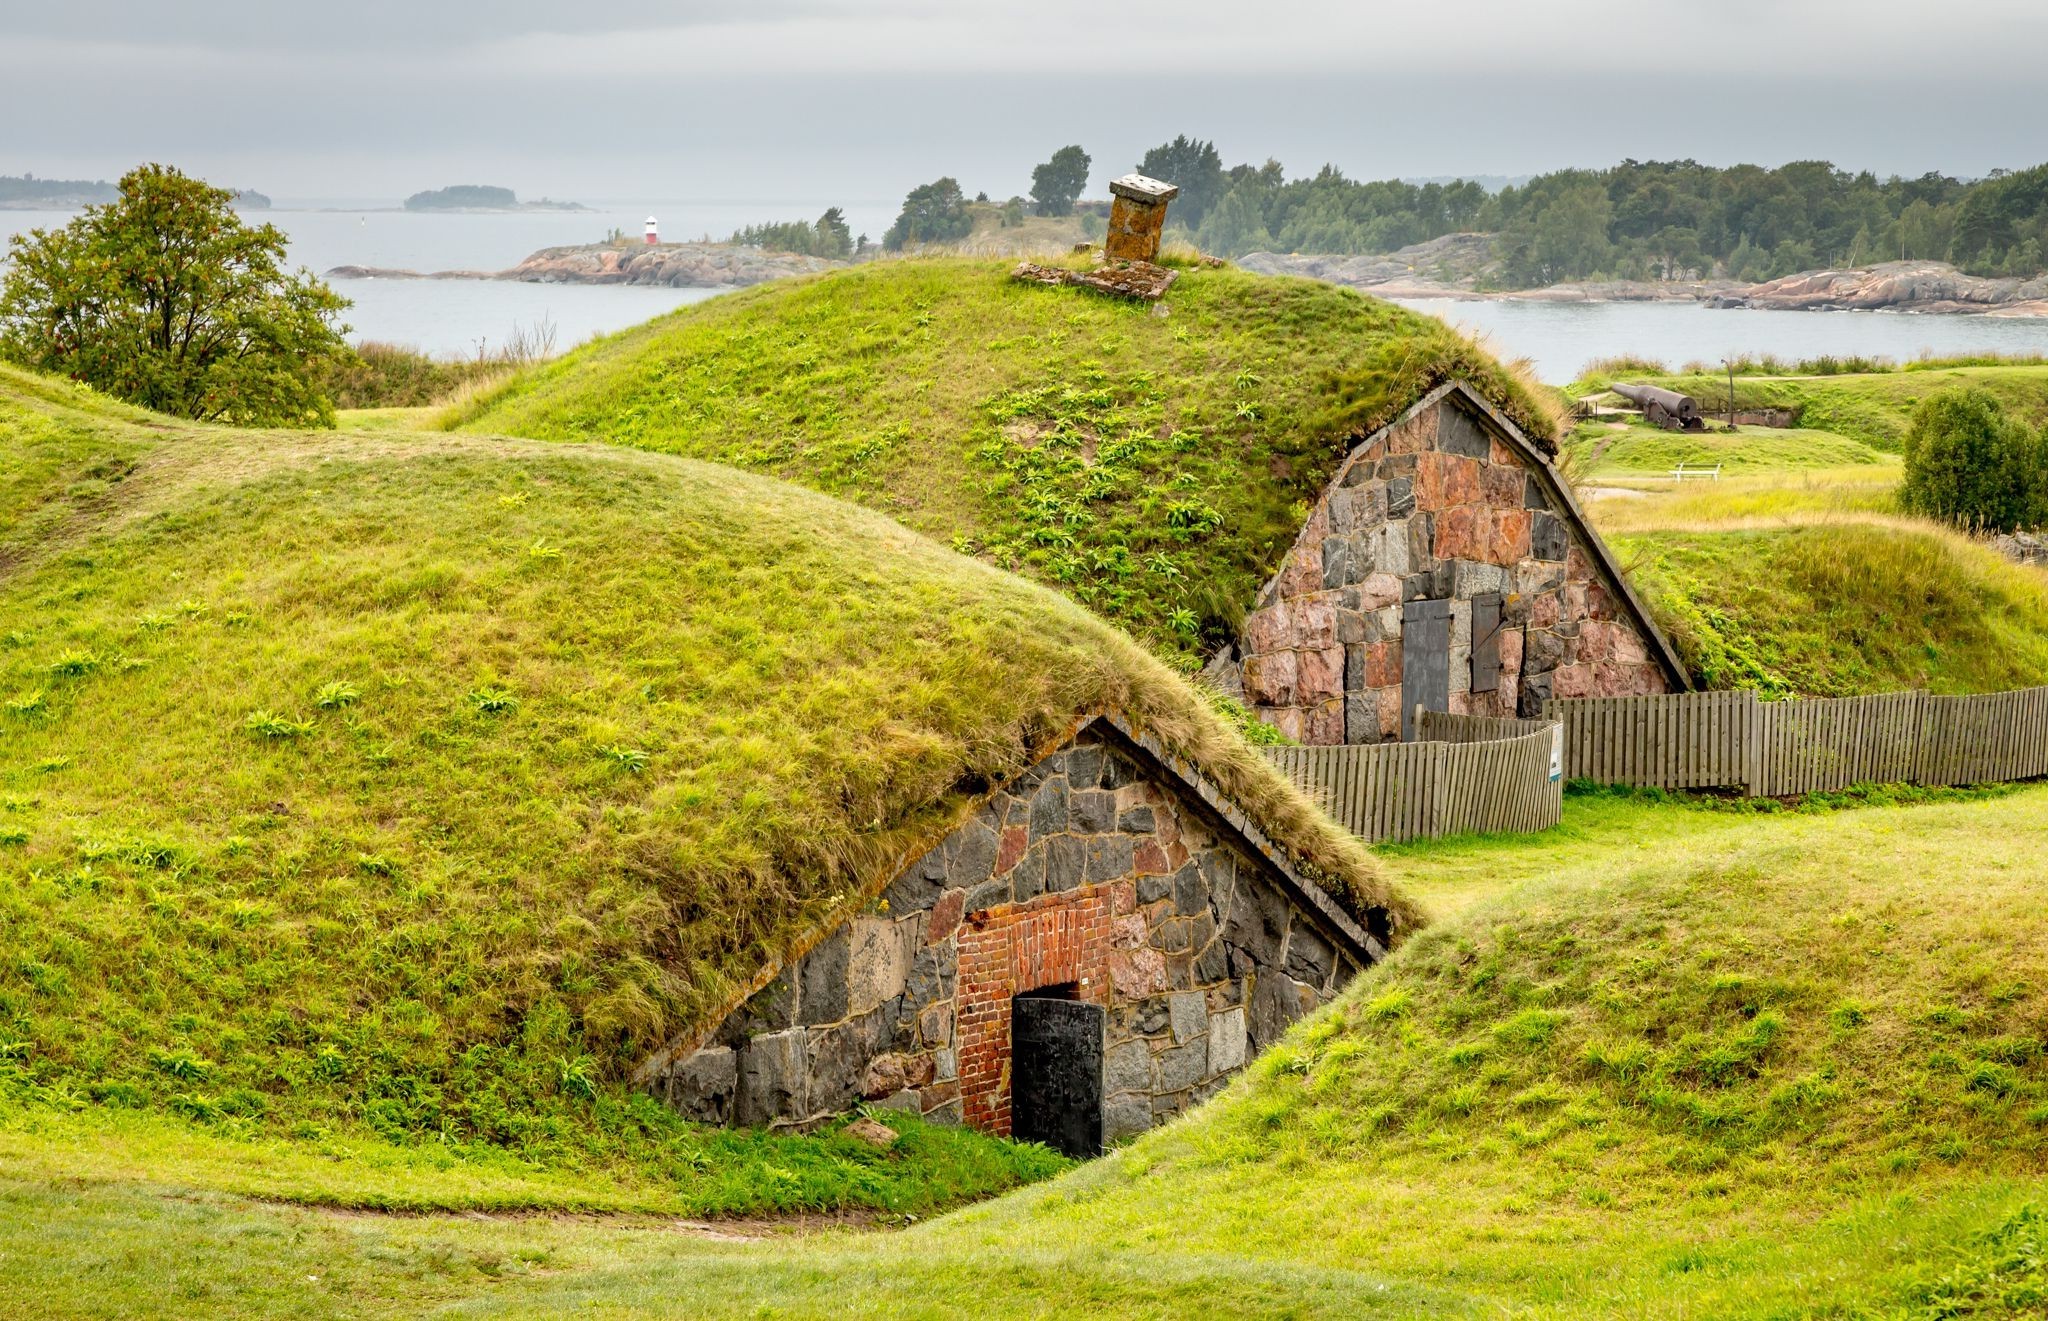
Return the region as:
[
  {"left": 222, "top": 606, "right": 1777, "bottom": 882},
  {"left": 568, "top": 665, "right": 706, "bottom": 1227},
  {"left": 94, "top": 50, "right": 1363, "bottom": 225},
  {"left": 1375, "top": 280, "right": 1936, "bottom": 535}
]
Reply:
[
  {"left": 1573, "top": 362, "right": 2048, "bottom": 453},
  {"left": 451, "top": 258, "right": 1560, "bottom": 654},
  {"left": 1612, "top": 521, "right": 2048, "bottom": 696},
  {"left": 11, "top": 788, "right": 2047, "bottom": 1316},
  {"left": 0, "top": 368, "right": 1392, "bottom": 1212}
]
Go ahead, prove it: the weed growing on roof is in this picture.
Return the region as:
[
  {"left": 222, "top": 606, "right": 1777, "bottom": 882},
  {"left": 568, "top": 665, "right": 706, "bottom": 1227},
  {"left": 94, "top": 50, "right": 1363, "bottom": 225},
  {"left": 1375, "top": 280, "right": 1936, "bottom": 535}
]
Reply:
[
  {"left": 243, "top": 710, "right": 314, "bottom": 739},
  {"left": 466, "top": 686, "right": 518, "bottom": 714},
  {"left": 314, "top": 681, "right": 361, "bottom": 709}
]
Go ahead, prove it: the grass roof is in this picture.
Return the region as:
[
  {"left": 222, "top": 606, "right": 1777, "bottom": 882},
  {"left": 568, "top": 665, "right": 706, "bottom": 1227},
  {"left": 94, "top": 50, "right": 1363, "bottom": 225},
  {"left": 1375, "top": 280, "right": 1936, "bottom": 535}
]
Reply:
[
  {"left": 0, "top": 366, "right": 1405, "bottom": 1167},
  {"left": 1612, "top": 519, "right": 2048, "bottom": 697},
  {"left": 448, "top": 258, "right": 1561, "bottom": 656}
]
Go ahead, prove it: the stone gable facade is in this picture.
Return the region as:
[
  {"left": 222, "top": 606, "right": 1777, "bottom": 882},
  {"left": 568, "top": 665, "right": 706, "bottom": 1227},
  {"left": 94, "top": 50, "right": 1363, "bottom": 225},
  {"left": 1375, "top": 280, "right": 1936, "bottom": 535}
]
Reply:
[
  {"left": 647, "top": 719, "right": 1381, "bottom": 1148},
  {"left": 1235, "top": 387, "right": 1685, "bottom": 743}
]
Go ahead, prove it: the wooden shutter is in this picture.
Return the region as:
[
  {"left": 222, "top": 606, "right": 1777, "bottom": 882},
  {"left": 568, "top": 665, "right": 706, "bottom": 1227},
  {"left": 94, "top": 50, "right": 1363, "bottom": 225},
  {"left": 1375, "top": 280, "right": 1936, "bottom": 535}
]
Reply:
[{"left": 1472, "top": 593, "right": 1503, "bottom": 694}]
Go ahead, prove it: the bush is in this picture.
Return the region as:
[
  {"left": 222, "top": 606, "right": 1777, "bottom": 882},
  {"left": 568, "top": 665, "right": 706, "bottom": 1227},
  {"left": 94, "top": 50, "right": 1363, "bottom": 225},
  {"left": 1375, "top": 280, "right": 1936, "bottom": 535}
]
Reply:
[
  {"left": 883, "top": 177, "right": 973, "bottom": 251},
  {"left": 0, "top": 163, "right": 350, "bottom": 425},
  {"left": 1899, "top": 387, "right": 2048, "bottom": 532}
]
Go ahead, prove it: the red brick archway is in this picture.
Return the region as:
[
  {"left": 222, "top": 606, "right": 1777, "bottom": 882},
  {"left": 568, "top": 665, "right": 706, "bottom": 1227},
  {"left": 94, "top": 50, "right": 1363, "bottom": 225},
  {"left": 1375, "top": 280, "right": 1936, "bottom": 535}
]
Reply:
[{"left": 954, "top": 886, "right": 1116, "bottom": 1134}]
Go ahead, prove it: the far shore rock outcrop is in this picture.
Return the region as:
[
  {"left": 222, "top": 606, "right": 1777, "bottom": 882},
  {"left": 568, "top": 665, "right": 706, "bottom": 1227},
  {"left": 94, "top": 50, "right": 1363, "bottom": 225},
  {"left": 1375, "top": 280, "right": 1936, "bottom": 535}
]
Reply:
[
  {"left": 1238, "top": 244, "right": 2048, "bottom": 317},
  {"left": 327, "top": 242, "right": 844, "bottom": 290},
  {"left": 1706, "top": 261, "right": 2048, "bottom": 316}
]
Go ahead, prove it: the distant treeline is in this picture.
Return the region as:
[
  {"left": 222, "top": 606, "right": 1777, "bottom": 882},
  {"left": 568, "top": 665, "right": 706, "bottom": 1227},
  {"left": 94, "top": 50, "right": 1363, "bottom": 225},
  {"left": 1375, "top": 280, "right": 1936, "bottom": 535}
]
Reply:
[
  {"left": 729, "top": 208, "right": 856, "bottom": 260},
  {"left": 405, "top": 185, "right": 518, "bottom": 211},
  {"left": 1148, "top": 145, "right": 2048, "bottom": 284},
  {"left": 0, "top": 173, "right": 118, "bottom": 205},
  {"left": 3, "top": 173, "right": 267, "bottom": 208}
]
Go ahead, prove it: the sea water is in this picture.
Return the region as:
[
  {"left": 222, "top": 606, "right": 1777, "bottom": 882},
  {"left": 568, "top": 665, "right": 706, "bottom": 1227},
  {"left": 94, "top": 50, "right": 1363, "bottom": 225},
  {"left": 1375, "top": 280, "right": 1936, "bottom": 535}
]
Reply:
[{"left": 9, "top": 205, "right": 2048, "bottom": 375}]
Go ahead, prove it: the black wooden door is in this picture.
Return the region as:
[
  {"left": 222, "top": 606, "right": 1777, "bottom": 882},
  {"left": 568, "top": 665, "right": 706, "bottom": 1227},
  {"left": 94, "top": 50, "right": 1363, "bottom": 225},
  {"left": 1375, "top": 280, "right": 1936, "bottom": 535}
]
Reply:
[
  {"left": 1401, "top": 598, "right": 1453, "bottom": 741},
  {"left": 1011, "top": 996, "right": 1104, "bottom": 1158}
]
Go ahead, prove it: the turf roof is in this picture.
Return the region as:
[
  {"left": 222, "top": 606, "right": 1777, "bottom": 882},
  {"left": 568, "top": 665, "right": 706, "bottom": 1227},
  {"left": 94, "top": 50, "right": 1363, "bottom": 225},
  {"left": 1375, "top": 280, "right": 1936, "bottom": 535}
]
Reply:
[
  {"left": 0, "top": 367, "right": 1410, "bottom": 1142},
  {"left": 450, "top": 257, "right": 1562, "bottom": 655}
]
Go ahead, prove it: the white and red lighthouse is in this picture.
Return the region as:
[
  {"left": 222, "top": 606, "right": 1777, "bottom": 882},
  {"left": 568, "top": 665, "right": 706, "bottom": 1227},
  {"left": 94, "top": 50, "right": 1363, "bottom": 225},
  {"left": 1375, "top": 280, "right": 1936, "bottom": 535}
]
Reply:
[{"left": 644, "top": 215, "right": 659, "bottom": 244}]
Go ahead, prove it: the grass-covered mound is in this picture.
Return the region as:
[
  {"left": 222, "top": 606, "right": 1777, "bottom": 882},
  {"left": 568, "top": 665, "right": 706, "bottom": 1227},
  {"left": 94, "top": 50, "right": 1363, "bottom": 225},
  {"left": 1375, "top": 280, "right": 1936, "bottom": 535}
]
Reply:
[
  {"left": 1566, "top": 420, "right": 1895, "bottom": 475},
  {"left": 1572, "top": 362, "right": 2048, "bottom": 454},
  {"left": 0, "top": 369, "right": 1398, "bottom": 1211},
  {"left": 28, "top": 789, "right": 2047, "bottom": 1315},
  {"left": 449, "top": 258, "right": 1560, "bottom": 654},
  {"left": 1614, "top": 520, "right": 2048, "bottom": 696}
]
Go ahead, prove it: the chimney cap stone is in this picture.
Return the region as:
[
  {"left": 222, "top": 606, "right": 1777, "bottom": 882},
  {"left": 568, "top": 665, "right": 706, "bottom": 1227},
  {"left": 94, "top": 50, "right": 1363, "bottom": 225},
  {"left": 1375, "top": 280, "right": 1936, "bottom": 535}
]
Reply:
[{"left": 1109, "top": 174, "right": 1180, "bottom": 204}]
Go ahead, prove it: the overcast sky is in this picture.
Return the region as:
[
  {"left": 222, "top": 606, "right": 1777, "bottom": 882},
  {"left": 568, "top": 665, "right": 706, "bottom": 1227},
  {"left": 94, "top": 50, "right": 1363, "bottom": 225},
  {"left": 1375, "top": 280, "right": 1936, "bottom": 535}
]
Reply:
[{"left": 5, "top": 0, "right": 2045, "bottom": 205}]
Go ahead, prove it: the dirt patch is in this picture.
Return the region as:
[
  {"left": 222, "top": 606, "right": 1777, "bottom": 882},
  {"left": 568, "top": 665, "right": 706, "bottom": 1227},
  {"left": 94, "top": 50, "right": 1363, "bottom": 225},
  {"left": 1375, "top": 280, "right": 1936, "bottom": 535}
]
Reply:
[{"left": 262, "top": 1198, "right": 903, "bottom": 1240}]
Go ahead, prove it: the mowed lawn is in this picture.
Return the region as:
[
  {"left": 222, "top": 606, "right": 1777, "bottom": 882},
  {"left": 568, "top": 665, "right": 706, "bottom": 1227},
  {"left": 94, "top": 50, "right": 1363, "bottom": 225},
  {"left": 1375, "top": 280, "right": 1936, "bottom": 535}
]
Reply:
[{"left": 9, "top": 785, "right": 2048, "bottom": 1318}]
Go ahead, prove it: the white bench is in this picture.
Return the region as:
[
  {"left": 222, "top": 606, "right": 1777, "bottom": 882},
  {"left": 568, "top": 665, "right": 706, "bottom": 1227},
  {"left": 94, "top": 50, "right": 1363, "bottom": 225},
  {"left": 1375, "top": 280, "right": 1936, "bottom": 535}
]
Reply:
[{"left": 1668, "top": 464, "right": 1721, "bottom": 482}]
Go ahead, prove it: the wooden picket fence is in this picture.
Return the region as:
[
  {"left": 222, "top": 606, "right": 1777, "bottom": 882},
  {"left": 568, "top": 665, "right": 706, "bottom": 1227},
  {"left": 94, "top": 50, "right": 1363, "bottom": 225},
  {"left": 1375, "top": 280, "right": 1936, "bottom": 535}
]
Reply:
[
  {"left": 1544, "top": 686, "right": 2048, "bottom": 796},
  {"left": 1263, "top": 712, "right": 1562, "bottom": 844}
]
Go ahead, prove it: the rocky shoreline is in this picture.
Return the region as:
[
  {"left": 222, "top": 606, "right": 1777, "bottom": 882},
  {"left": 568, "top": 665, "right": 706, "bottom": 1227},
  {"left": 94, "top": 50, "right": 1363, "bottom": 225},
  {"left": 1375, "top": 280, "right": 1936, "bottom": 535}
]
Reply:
[
  {"left": 326, "top": 241, "right": 844, "bottom": 290},
  {"left": 1238, "top": 245, "right": 2048, "bottom": 317}
]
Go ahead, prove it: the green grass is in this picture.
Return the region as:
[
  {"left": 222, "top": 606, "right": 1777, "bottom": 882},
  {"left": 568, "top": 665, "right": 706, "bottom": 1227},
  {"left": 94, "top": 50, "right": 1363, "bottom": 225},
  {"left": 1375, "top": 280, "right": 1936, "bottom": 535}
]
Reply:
[
  {"left": 1568, "top": 420, "right": 1895, "bottom": 475},
  {"left": 450, "top": 257, "right": 1560, "bottom": 655},
  {"left": 0, "top": 366, "right": 1392, "bottom": 1218},
  {"left": 1571, "top": 363, "right": 2048, "bottom": 454},
  {"left": 11, "top": 788, "right": 2048, "bottom": 1316},
  {"left": 1613, "top": 521, "right": 2048, "bottom": 696}
]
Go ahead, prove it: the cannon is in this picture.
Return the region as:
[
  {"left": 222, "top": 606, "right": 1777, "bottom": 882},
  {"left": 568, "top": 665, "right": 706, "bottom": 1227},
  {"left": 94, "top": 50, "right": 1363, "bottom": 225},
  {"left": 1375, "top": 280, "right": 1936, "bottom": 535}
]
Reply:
[{"left": 1610, "top": 381, "right": 1704, "bottom": 431}]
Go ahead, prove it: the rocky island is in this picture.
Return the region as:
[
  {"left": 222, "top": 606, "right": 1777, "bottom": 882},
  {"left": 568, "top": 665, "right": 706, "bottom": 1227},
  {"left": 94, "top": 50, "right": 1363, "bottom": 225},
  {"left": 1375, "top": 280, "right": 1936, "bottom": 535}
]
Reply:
[
  {"left": 326, "top": 241, "right": 844, "bottom": 289},
  {"left": 1238, "top": 239, "right": 2048, "bottom": 316},
  {"left": 402, "top": 184, "right": 589, "bottom": 213}
]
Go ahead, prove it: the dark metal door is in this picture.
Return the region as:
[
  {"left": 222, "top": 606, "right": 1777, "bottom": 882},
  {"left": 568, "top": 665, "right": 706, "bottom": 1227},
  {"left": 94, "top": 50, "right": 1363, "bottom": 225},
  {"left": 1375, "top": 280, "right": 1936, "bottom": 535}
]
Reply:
[
  {"left": 1011, "top": 996, "right": 1104, "bottom": 1157},
  {"left": 1402, "top": 599, "right": 1452, "bottom": 741}
]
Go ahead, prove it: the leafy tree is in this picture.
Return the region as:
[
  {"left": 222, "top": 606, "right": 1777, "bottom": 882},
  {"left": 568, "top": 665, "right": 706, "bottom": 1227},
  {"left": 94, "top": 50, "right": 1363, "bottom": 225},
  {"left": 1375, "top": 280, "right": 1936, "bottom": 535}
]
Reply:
[
  {"left": 814, "top": 206, "right": 853, "bottom": 258},
  {"left": 1030, "top": 146, "right": 1092, "bottom": 218},
  {"left": 1899, "top": 387, "right": 2048, "bottom": 532},
  {"left": 1137, "top": 136, "right": 1226, "bottom": 226},
  {"left": 0, "top": 163, "right": 350, "bottom": 425},
  {"left": 884, "top": 177, "right": 973, "bottom": 251},
  {"left": 730, "top": 211, "right": 853, "bottom": 260},
  {"left": 1195, "top": 182, "right": 1275, "bottom": 255}
]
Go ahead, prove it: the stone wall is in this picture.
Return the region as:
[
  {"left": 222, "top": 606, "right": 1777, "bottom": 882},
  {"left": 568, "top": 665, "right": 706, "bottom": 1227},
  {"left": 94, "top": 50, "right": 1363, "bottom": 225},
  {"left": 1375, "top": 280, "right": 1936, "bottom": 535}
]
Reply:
[
  {"left": 1237, "top": 396, "right": 1671, "bottom": 743},
  {"left": 651, "top": 723, "right": 1364, "bottom": 1145}
]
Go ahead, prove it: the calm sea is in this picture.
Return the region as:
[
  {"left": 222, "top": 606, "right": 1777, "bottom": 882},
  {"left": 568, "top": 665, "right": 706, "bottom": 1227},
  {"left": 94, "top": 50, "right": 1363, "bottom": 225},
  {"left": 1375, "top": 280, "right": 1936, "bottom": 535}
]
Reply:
[
  {"left": 0, "top": 200, "right": 896, "bottom": 360},
  {"left": 7, "top": 204, "right": 2048, "bottom": 378}
]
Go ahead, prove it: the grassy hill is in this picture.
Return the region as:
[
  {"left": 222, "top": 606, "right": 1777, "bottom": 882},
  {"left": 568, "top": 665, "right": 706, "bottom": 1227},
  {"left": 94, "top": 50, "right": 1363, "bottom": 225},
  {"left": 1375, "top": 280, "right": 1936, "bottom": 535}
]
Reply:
[
  {"left": 449, "top": 257, "right": 1560, "bottom": 655},
  {"left": 0, "top": 364, "right": 1392, "bottom": 1216},
  {"left": 11, "top": 786, "right": 2048, "bottom": 1316},
  {"left": 1613, "top": 521, "right": 2048, "bottom": 697},
  {"left": 1566, "top": 420, "right": 1896, "bottom": 475},
  {"left": 1570, "top": 360, "right": 2048, "bottom": 454}
]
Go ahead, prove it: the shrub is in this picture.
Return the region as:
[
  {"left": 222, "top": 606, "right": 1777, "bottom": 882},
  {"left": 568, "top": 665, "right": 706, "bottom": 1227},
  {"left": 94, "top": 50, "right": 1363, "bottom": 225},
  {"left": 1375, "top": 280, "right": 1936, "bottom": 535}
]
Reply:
[
  {"left": 0, "top": 164, "right": 349, "bottom": 425},
  {"left": 1899, "top": 387, "right": 2048, "bottom": 532}
]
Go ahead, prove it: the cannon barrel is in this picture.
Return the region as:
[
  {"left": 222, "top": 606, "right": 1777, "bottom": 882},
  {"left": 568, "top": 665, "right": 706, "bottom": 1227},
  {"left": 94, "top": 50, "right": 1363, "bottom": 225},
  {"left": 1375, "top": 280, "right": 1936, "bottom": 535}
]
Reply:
[{"left": 1610, "top": 381, "right": 1700, "bottom": 422}]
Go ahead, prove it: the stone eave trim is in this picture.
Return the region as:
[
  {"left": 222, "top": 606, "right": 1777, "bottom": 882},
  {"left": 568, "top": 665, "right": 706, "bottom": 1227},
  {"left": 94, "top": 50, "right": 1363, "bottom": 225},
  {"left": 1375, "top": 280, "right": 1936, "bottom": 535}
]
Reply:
[
  {"left": 629, "top": 708, "right": 1386, "bottom": 1088},
  {"left": 1084, "top": 712, "right": 1383, "bottom": 966},
  {"left": 1341, "top": 380, "right": 1694, "bottom": 694}
]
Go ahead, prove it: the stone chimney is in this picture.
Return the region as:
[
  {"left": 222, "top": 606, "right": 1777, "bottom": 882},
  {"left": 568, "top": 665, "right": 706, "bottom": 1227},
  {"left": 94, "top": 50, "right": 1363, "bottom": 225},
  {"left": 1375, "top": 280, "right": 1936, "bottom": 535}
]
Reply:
[{"left": 1104, "top": 174, "right": 1179, "bottom": 264}]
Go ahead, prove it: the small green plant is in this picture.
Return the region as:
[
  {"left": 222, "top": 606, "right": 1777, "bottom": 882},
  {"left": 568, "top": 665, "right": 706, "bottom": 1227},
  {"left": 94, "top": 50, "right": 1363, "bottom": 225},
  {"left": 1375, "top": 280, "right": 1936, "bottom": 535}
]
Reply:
[
  {"left": 147, "top": 1048, "right": 212, "bottom": 1082},
  {"left": 314, "top": 681, "right": 361, "bottom": 709},
  {"left": 0, "top": 827, "right": 28, "bottom": 847},
  {"left": 526, "top": 539, "right": 563, "bottom": 562},
  {"left": 597, "top": 744, "right": 650, "bottom": 773},
  {"left": 4, "top": 688, "right": 47, "bottom": 718},
  {"left": 467, "top": 686, "right": 518, "bottom": 714},
  {"left": 244, "top": 710, "right": 315, "bottom": 739},
  {"left": 45, "top": 651, "right": 102, "bottom": 678}
]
